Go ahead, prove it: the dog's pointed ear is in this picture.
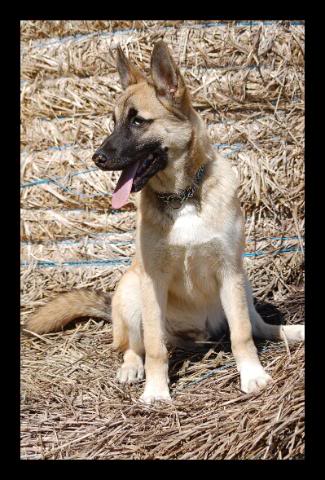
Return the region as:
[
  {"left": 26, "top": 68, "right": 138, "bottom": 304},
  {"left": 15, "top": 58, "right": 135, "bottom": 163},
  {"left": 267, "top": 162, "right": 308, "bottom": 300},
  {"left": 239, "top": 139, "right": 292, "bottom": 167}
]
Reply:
[
  {"left": 151, "top": 41, "right": 188, "bottom": 112},
  {"left": 116, "top": 45, "right": 145, "bottom": 89}
]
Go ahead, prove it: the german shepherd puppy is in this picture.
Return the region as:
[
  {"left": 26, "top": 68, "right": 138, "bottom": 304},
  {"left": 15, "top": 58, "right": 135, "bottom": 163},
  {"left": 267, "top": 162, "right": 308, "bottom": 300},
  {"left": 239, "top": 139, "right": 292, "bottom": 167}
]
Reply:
[{"left": 26, "top": 42, "right": 304, "bottom": 403}]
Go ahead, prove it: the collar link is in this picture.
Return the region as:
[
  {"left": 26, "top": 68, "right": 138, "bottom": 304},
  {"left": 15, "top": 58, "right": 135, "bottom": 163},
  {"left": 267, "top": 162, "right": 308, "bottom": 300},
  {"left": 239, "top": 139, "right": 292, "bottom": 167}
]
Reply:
[{"left": 156, "top": 164, "right": 206, "bottom": 209}]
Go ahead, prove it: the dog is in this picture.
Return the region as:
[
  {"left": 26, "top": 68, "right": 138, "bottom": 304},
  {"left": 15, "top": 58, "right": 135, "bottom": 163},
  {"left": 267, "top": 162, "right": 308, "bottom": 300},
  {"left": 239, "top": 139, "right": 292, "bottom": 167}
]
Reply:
[{"left": 26, "top": 41, "right": 304, "bottom": 404}]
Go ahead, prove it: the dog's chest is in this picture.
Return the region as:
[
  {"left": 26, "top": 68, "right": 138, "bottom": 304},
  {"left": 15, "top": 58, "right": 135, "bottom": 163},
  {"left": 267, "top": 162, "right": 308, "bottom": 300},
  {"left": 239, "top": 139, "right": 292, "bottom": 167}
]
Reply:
[
  {"left": 169, "top": 242, "right": 221, "bottom": 308},
  {"left": 167, "top": 205, "right": 225, "bottom": 302},
  {"left": 168, "top": 203, "right": 221, "bottom": 246}
]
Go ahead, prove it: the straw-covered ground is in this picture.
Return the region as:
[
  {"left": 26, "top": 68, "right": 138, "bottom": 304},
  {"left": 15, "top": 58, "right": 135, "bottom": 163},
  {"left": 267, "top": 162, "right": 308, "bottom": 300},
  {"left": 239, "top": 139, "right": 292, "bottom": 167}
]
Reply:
[{"left": 20, "top": 20, "right": 305, "bottom": 460}]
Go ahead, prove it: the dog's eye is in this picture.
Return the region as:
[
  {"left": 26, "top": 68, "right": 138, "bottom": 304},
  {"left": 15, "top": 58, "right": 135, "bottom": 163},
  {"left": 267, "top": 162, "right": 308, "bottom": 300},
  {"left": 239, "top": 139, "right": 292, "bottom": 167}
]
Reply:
[{"left": 132, "top": 116, "right": 146, "bottom": 127}]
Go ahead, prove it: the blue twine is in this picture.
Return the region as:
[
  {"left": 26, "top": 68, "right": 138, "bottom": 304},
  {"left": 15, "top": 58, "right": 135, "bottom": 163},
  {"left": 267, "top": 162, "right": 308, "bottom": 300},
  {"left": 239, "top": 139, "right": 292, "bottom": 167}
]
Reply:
[
  {"left": 22, "top": 21, "right": 304, "bottom": 52},
  {"left": 246, "top": 236, "right": 299, "bottom": 243},
  {"left": 177, "top": 362, "right": 237, "bottom": 389},
  {"left": 20, "top": 247, "right": 303, "bottom": 269},
  {"left": 20, "top": 258, "right": 131, "bottom": 268},
  {"left": 21, "top": 142, "right": 243, "bottom": 159},
  {"left": 243, "top": 246, "right": 302, "bottom": 257},
  {"left": 20, "top": 234, "right": 300, "bottom": 248},
  {"left": 41, "top": 143, "right": 76, "bottom": 151},
  {"left": 22, "top": 238, "right": 134, "bottom": 247},
  {"left": 176, "top": 342, "right": 285, "bottom": 389},
  {"left": 20, "top": 143, "right": 243, "bottom": 193},
  {"left": 21, "top": 167, "right": 98, "bottom": 188}
]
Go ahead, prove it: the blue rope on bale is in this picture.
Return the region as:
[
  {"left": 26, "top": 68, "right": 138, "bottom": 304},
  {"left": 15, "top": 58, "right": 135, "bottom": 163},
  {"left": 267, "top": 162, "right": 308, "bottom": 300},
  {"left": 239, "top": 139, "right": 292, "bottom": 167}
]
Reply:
[
  {"left": 21, "top": 258, "right": 131, "bottom": 268},
  {"left": 21, "top": 167, "right": 98, "bottom": 188},
  {"left": 21, "top": 21, "right": 304, "bottom": 53},
  {"left": 174, "top": 342, "right": 285, "bottom": 390},
  {"left": 20, "top": 143, "right": 242, "bottom": 194},
  {"left": 20, "top": 234, "right": 300, "bottom": 247},
  {"left": 176, "top": 362, "right": 236, "bottom": 390},
  {"left": 21, "top": 142, "right": 243, "bottom": 163},
  {"left": 20, "top": 246, "right": 303, "bottom": 269}
]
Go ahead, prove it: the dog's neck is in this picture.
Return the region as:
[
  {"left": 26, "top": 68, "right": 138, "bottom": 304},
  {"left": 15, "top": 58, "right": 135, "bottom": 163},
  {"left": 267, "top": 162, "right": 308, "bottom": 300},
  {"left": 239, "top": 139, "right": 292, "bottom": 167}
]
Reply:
[
  {"left": 148, "top": 152, "right": 199, "bottom": 193},
  {"left": 148, "top": 112, "right": 214, "bottom": 197},
  {"left": 155, "top": 164, "right": 206, "bottom": 209}
]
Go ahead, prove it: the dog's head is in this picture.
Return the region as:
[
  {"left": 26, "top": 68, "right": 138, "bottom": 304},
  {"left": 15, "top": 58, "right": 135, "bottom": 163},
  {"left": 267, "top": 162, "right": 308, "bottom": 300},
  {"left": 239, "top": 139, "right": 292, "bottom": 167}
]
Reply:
[{"left": 92, "top": 41, "right": 196, "bottom": 208}]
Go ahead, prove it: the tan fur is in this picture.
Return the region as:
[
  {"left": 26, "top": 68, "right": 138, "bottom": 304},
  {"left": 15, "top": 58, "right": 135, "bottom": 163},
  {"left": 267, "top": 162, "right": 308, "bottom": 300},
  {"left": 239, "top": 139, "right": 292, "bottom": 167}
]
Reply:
[
  {"left": 26, "top": 42, "right": 304, "bottom": 403},
  {"left": 26, "top": 290, "right": 110, "bottom": 334}
]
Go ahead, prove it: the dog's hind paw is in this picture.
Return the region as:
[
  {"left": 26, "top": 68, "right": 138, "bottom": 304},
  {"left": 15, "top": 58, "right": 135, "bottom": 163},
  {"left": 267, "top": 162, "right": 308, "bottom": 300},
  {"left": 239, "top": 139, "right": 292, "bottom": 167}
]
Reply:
[{"left": 281, "top": 324, "right": 305, "bottom": 343}]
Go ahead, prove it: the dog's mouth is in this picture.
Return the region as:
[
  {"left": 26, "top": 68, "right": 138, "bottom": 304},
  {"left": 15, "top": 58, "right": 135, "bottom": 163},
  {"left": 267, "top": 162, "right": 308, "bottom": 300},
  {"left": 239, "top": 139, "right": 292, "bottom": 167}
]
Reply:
[{"left": 111, "top": 149, "right": 168, "bottom": 209}]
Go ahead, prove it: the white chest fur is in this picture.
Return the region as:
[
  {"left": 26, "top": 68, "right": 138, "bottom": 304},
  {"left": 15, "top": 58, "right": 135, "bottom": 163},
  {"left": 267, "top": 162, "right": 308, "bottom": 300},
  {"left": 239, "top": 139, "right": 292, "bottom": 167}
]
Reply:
[{"left": 168, "top": 203, "right": 220, "bottom": 246}]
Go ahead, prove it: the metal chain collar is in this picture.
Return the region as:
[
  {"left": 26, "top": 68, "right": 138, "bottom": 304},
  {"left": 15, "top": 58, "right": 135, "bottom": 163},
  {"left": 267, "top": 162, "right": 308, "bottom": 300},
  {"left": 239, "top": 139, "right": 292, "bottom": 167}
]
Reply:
[{"left": 156, "top": 165, "right": 206, "bottom": 209}]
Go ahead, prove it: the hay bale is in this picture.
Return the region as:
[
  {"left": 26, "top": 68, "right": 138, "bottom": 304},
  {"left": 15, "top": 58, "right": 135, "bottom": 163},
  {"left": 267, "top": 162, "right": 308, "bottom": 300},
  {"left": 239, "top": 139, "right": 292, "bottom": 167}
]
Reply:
[{"left": 20, "top": 20, "right": 304, "bottom": 459}]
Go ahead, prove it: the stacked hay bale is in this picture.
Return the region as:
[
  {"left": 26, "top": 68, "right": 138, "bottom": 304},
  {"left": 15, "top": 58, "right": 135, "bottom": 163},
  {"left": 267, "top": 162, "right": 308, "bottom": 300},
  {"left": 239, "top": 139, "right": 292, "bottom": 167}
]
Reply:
[{"left": 20, "top": 20, "right": 304, "bottom": 460}]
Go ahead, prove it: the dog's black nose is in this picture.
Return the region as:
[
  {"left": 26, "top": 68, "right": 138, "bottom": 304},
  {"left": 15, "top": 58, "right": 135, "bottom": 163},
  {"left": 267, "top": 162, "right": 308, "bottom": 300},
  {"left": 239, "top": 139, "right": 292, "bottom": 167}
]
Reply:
[{"left": 92, "top": 150, "right": 108, "bottom": 167}]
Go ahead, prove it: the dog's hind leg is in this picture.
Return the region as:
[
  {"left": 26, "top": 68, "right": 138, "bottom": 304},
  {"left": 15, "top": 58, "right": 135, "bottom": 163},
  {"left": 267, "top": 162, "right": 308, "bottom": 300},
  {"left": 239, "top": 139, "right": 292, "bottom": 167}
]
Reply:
[
  {"left": 112, "top": 267, "right": 145, "bottom": 384},
  {"left": 244, "top": 276, "right": 305, "bottom": 343}
]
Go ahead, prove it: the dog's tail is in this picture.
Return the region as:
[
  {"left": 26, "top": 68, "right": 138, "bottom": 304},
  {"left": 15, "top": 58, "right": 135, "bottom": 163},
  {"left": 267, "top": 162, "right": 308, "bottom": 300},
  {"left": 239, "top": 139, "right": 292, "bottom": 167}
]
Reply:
[{"left": 25, "top": 289, "right": 111, "bottom": 334}]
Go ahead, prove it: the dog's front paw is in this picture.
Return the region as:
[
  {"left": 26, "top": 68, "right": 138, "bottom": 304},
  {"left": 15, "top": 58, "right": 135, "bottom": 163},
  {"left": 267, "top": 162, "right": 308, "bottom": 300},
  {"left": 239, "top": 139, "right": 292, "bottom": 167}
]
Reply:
[
  {"left": 240, "top": 362, "right": 272, "bottom": 394},
  {"left": 139, "top": 384, "right": 172, "bottom": 404},
  {"left": 116, "top": 363, "right": 145, "bottom": 384}
]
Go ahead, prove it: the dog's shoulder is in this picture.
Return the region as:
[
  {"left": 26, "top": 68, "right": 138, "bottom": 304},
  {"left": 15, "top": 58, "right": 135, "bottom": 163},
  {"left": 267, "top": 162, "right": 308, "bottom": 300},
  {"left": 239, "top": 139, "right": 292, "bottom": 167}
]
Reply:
[{"left": 205, "top": 154, "right": 240, "bottom": 199}]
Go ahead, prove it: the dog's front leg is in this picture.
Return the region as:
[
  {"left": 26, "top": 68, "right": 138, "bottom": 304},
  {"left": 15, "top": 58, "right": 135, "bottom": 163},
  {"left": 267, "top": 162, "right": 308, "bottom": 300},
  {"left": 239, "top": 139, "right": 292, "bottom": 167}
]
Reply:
[
  {"left": 139, "top": 272, "right": 171, "bottom": 404},
  {"left": 220, "top": 269, "right": 272, "bottom": 394}
]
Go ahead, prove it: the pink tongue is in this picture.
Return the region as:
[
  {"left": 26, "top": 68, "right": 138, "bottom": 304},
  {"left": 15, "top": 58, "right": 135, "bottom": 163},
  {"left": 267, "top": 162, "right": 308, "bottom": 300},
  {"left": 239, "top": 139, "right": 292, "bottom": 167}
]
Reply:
[{"left": 111, "top": 161, "right": 140, "bottom": 209}]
